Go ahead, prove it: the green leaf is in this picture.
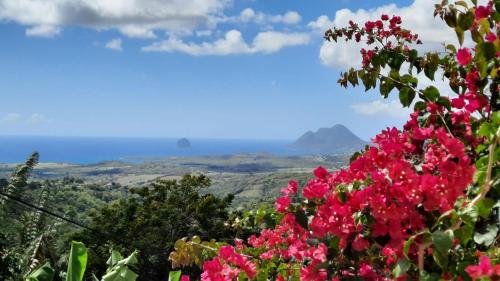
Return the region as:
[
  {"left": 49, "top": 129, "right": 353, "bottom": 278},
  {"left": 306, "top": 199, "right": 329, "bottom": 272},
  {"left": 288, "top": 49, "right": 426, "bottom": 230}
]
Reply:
[
  {"left": 423, "top": 86, "right": 440, "bottom": 102},
  {"left": 347, "top": 70, "right": 359, "bottom": 87},
  {"left": 471, "top": 29, "right": 484, "bottom": 44},
  {"left": 444, "top": 10, "right": 457, "bottom": 28},
  {"left": 474, "top": 224, "right": 499, "bottom": 246},
  {"left": 437, "top": 96, "right": 451, "bottom": 110},
  {"left": 380, "top": 78, "right": 395, "bottom": 98},
  {"left": 474, "top": 169, "right": 487, "bottom": 185},
  {"left": 477, "top": 42, "right": 496, "bottom": 61},
  {"left": 454, "top": 224, "right": 473, "bottom": 246},
  {"left": 446, "top": 44, "right": 457, "bottom": 53},
  {"left": 432, "top": 250, "right": 449, "bottom": 269},
  {"left": 420, "top": 270, "right": 440, "bottom": 281},
  {"left": 477, "top": 59, "right": 488, "bottom": 78},
  {"left": 102, "top": 251, "right": 139, "bottom": 281},
  {"left": 393, "top": 258, "right": 411, "bottom": 278},
  {"left": 457, "top": 11, "right": 474, "bottom": 31},
  {"left": 492, "top": 111, "right": 500, "bottom": 123},
  {"left": 458, "top": 205, "right": 479, "bottom": 226},
  {"left": 432, "top": 230, "right": 453, "bottom": 255},
  {"left": 66, "top": 241, "right": 88, "bottom": 281},
  {"left": 455, "top": 27, "right": 465, "bottom": 45},
  {"left": 455, "top": 1, "right": 468, "bottom": 8},
  {"left": 388, "top": 53, "right": 405, "bottom": 71},
  {"left": 26, "top": 263, "right": 55, "bottom": 281},
  {"left": 414, "top": 101, "right": 426, "bottom": 111},
  {"left": 399, "top": 87, "right": 415, "bottom": 107},
  {"left": 106, "top": 250, "right": 124, "bottom": 268},
  {"left": 403, "top": 236, "right": 414, "bottom": 258},
  {"left": 168, "top": 271, "right": 182, "bottom": 281},
  {"left": 477, "top": 198, "right": 495, "bottom": 219},
  {"left": 424, "top": 54, "right": 439, "bottom": 80},
  {"left": 478, "top": 122, "right": 493, "bottom": 138}
]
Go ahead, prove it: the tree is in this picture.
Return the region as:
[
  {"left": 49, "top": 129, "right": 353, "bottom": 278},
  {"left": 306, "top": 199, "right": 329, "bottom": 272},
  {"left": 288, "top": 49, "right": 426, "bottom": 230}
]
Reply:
[{"left": 73, "top": 174, "right": 235, "bottom": 281}]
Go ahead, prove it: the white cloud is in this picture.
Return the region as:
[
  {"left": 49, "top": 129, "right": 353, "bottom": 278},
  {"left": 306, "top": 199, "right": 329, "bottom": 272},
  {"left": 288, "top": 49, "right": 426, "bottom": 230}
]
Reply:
[
  {"left": 239, "top": 8, "right": 256, "bottom": 22},
  {"left": 312, "top": 0, "right": 458, "bottom": 69},
  {"left": 0, "top": 0, "right": 310, "bottom": 55},
  {"left": 280, "top": 11, "right": 301, "bottom": 25},
  {"left": 25, "top": 25, "right": 61, "bottom": 37},
  {"left": 252, "top": 31, "right": 310, "bottom": 53},
  {"left": 223, "top": 8, "right": 301, "bottom": 25},
  {"left": 0, "top": 0, "right": 229, "bottom": 38},
  {"left": 119, "top": 25, "right": 156, "bottom": 39},
  {"left": 0, "top": 113, "right": 21, "bottom": 122},
  {"left": 27, "top": 113, "right": 51, "bottom": 124},
  {"left": 142, "top": 30, "right": 310, "bottom": 55},
  {"left": 0, "top": 0, "right": 303, "bottom": 41},
  {"left": 351, "top": 100, "right": 411, "bottom": 118},
  {"left": 196, "top": 30, "right": 213, "bottom": 37},
  {"left": 105, "top": 38, "right": 123, "bottom": 51},
  {"left": 308, "top": 15, "right": 334, "bottom": 33}
]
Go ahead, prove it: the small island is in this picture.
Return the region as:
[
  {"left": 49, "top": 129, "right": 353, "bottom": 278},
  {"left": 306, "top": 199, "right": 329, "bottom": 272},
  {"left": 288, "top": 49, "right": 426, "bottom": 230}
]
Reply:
[{"left": 176, "top": 138, "right": 191, "bottom": 148}]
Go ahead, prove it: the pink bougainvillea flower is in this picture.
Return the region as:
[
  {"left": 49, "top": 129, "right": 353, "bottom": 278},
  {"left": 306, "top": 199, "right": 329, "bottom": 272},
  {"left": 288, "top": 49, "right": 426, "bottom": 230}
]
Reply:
[
  {"left": 486, "top": 32, "right": 497, "bottom": 42},
  {"left": 352, "top": 234, "right": 370, "bottom": 252},
  {"left": 465, "top": 255, "right": 500, "bottom": 280},
  {"left": 475, "top": 3, "right": 493, "bottom": 20},
  {"left": 313, "top": 166, "right": 329, "bottom": 179},
  {"left": 181, "top": 275, "right": 190, "bottom": 281},
  {"left": 451, "top": 97, "right": 465, "bottom": 109},
  {"left": 302, "top": 181, "right": 329, "bottom": 199},
  {"left": 457, "top": 48, "right": 473, "bottom": 66},
  {"left": 275, "top": 196, "right": 291, "bottom": 212},
  {"left": 280, "top": 180, "right": 298, "bottom": 196}
]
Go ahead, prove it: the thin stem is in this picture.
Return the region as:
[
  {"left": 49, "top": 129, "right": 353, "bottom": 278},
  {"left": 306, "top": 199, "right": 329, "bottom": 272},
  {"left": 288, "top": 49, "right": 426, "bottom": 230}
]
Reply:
[
  {"left": 190, "top": 241, "right": 254, "bottom": 259},
  {"left": 418, "top": 242, "right": 431, "bottom": 272},
  {"left": 417, "top": 129, "right": 499, "bottom": 265},
  {"left": 471, "top": 127, "right": 499, "bottom": 205},
  {"left": 378, "top": 73, "right": 455, "bottom": 135}
]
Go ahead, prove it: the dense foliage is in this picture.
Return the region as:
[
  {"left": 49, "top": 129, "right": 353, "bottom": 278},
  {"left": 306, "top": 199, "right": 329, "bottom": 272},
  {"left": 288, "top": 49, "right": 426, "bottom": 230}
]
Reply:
[
  {"left": 0, "top": 157, "right": 236, "bottom": 280},
  {"left": 72, "top": 175, "right": 235, "bottom": 281},
  {"left": 170, "top": 1, "right": 500, "bottom": 280},
  {"left": 0, "top": 154, "right": 132, "bottom": 280}
]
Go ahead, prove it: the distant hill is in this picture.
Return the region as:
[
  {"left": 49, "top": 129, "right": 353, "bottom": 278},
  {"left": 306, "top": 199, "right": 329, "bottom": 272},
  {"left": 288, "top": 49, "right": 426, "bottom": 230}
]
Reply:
[
  {"left": 291, "top": 124, "right": 367, "bottom": 154},
  {"left": 176, "top": 138, "right": 191, "bottom": 148}
]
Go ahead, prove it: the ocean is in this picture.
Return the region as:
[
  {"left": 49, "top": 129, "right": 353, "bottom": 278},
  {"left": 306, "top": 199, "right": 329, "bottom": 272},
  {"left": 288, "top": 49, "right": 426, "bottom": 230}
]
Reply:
[{"left": 0, "top": 136, "right": 302, "bottom": 164}]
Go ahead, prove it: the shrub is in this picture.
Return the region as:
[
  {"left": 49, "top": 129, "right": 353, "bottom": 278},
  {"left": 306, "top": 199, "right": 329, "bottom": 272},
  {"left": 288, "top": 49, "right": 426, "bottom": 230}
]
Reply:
[{"left": 171, "top": 1, "right": 500, "bottom": 280}]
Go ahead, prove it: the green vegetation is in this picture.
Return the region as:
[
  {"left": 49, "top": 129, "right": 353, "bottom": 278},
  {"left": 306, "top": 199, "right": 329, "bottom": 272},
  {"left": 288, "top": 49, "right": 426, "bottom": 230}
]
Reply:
[
  {"left": 0, "top": 153, "right": 250, "bottom": 280},
  {"left": 72, "top": 175, "right": 234, "bottom": 280}
]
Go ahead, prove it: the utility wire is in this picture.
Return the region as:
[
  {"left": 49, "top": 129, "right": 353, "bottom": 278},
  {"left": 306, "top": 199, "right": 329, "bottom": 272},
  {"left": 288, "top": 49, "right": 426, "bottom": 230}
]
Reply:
[
  {"left": 0, "top": 190, "right": 238, "bottom": 244},
  {"left": 0, "top": 190, "right": 94, "bottom": 231}
]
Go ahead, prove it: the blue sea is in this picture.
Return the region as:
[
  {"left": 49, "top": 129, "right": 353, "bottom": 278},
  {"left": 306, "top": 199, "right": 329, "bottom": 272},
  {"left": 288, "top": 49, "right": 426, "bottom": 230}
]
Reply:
[{"left": 0, "top": 136, "right": 302, "bottom": 164}]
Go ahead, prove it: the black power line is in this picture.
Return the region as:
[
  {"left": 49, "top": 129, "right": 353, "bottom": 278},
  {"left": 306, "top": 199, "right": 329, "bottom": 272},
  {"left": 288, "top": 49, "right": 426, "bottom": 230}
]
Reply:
[
  {"left": 0, "top": 189, "right": 237, "bottom": 245},
  {"left": 0, "top": 190, "right": 94, "bottom": 231}
]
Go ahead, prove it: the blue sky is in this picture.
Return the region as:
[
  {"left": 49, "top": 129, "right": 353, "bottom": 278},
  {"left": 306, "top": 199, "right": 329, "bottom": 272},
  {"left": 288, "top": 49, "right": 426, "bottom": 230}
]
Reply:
[{"left": 0, "top": 0, "right": 452, "bottom": 140}]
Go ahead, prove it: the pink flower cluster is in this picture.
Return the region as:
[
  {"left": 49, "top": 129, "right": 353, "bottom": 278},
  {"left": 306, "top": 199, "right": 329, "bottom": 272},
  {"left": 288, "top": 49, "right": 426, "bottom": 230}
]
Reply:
[
  {"left": 466, "top": 256, "right": 500, "bottom": 281},
  {"left": 355, "top": 14, "right": 420, "bottom": 67},
  {"left": 201, "top": 106, "right": 476, "bottom": 280},
  {"left": 198, "top": 5, "right": 496, "bottom": 280},
  {"left": 201, "top": 246, "right": 256, "bottom": 281}
]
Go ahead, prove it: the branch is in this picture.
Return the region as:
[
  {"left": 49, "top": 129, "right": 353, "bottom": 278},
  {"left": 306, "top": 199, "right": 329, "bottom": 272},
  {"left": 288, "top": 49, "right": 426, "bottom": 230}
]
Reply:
[
  {"left": 417, "top": 128, "right": 499, "bottom": 269},
  {"left": 379, "top": 73, "right": 454, "bottom": 135}
]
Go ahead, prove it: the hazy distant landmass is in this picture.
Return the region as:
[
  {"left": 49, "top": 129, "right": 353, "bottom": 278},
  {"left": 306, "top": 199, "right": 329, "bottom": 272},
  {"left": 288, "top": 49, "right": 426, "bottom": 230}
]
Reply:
[
  {"left": 0, "top": 136, "right": 302, "bottom": 164},
  {"left": 291, "top": 124, "right": 367, "bottom": 153},
  {"left": 177, "top": 138, "right": 191, "bottom": 148}
]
